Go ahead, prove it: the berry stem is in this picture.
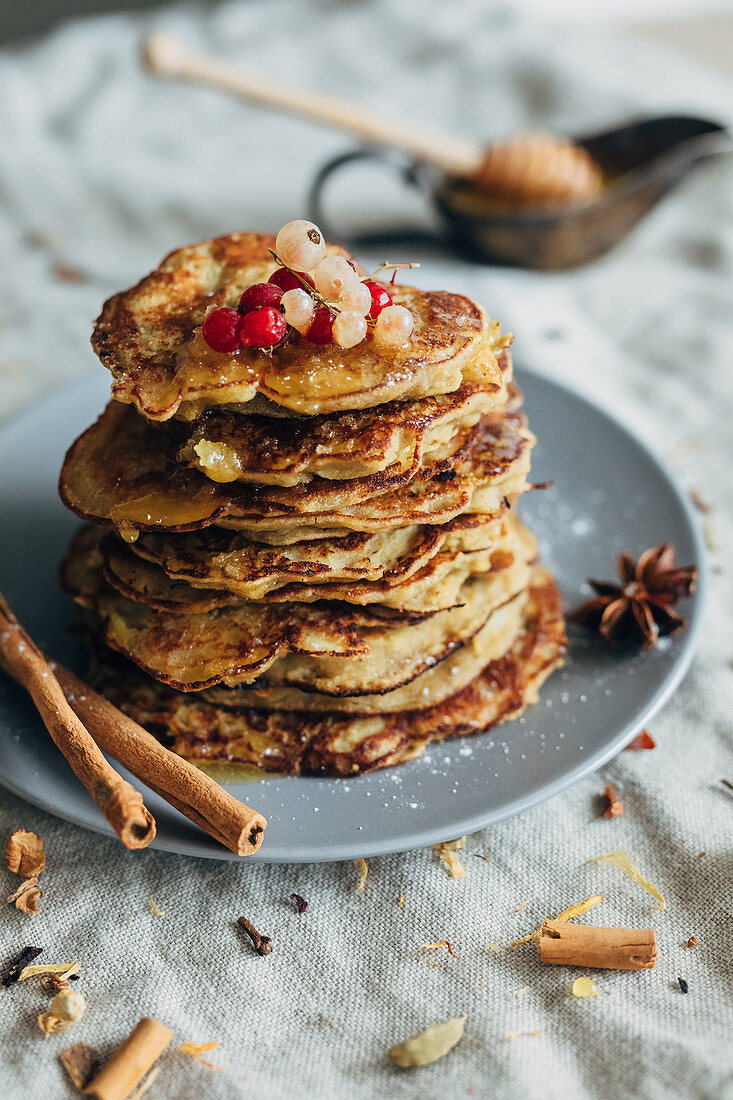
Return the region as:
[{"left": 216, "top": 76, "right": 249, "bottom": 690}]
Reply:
[
  {"left": 268, "top": 249, "right": 339, "bottom": 317},
  {"left": 366, "top": 261, "right": 420, "bottom": 281}
]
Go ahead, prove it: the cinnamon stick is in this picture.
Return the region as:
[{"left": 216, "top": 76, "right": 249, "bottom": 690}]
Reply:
[
  {"left": 539, "top": 920, "right": 657, "bottom": 971},
  {"left": 0, "top": 594, "right": 155, "bottom": 850},
  {"left": 53, "top": 664, "right": 267, "bottom": 856},
  {"left": 83, "top": 1017, "right": 172, "bottom": 1100}
]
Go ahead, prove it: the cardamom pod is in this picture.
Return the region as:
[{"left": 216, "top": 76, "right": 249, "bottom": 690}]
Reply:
[{"left": 388, "top": 1014, "right": 466, "bottom": 1068}]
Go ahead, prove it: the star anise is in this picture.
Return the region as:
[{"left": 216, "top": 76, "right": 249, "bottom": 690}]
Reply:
[{"left": 569, "top": 543, "right": 697, "bottom": 648}]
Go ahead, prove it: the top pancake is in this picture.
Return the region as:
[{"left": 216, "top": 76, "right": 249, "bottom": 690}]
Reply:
[{"left": 92, "top": 232, "right": 509, "bottom": 418}]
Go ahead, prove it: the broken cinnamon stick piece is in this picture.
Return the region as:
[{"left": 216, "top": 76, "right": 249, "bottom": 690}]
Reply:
[
  {"left": 0, "top": 594, "right": 155, "bottom": 850},
  {"left": 83, "top": 1017, "right": 172, "bottom": 1100},
  {"left": 53, "top": 664, "right": 266, "bottom": 856},
  {"left": 539, "top": 920, "right": 657, "bottom": 970}
]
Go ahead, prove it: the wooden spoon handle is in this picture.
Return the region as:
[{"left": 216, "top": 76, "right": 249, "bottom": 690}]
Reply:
[{"left": 142, "top": 33, "right": 482, "bottom": 178}]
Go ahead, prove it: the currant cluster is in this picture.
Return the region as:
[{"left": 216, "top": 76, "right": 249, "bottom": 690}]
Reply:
[{"left": 201, "top": 220, "right": 416, "bottom": 354}]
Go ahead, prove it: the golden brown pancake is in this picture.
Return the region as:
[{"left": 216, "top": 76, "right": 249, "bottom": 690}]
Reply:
[
  {"left": 59, "top": 401, "right": 533, "bottom": 540},
  {"left": 91, "top": 570, "right": 565, "bottom": 775},
  {"left": 92, "top": 232, "right": 510, "bottom": 419},
  {"left": 63, "top": 525, "right": 533, "bottom": 694},
  {"left": 114, "top": 513, "right": 536, "bottom": 613}
]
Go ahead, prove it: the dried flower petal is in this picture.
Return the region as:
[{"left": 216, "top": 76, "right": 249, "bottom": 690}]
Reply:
[
  {"left": 5, "top": 830, "right": 45, "bottom": 878},
  {"left": 422, "top": 940, "right": 460, "bottom": 959},
  {"left": 625, "top": 730, "right": 656, "bottom": 751},
  {"left": 179, "top": 1040, "right": 224, "bottom": 1070},
  {"left": 289, "top": 893, "right": 308, "bottom": 913},
  {"left": 388, "top": 1015, "right": 465, "bottom": 1067},
  {"left": 355, "top": 858, "right": 368, "bottom": 890},
  {"left": 510, "top": 895, "right": 604, "bottom": 947},
  {"left": 435, "top": 844, "right": 466, "bottom": 878},
  {"left": 59, "top": 1042, "right": 95, "bottom": 1090},
  {"left": 149, "top": 897, "right": 165, "bottom": 917},
  {"left": 590, "top": 851, "right": 665, "bottom": 910}
]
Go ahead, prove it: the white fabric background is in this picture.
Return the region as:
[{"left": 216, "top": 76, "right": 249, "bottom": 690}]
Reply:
[{"left": 1, "top": 2, "right": 732, "bottom": 1097}]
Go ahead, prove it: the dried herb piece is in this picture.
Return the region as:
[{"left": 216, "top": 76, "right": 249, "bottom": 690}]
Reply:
[
  {"left": 179, "top": 1040, "right": 224, "bottom": 1070},
  {"left": 237, "top": 916, "right": 273, "bottom": 956},
  {"left": 678, "top": 978, "right": 688, "bottom": 993},
  {"left": 569, "top": 544, "right": 697, "bottom": 648},
  {"left": 2, "top": 946, "right": 42, "bottom": 987},
  {"left": 289, "top": 893, "right": 308, "bottom": 914},
  {"left": 590, "top": 851, "right": 665, "bottom": 910},
  {"left": 602, "top": 785, "right": 624, "bottom": 817},
  {"left": 355, "top": 858, "right": 368, "bottom": 890},
  {"left": 510, "top": 894, "right": 603, "bottom": 947},
  {"left": 422, "top": 940, "right": 460, "bottom": 959},
  {"left": 432, "top": 841, "right": 467, "bottom": 878},
  {"left": 625, "top": 730, "right": 656, "bottom": 751},
  {"left": 388, "top": 1015, "right": 465, "bottom": 1068},
  {"left": 59, "top": 1041, "right": 95, "bottom": 1090},
  {"left": 5, "top": 830, "right": 45, "bottom": 877},
  {"left": 473, "top": 853, "right": 490, "bottom": 864}
]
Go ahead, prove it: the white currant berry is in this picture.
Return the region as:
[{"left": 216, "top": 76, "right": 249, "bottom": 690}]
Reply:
[
  {"left": 339, "top": 281, "right": 373, "bottom": 315},
  {"left": 373, "top": 304, "right": 414, "bottom": 348},
  {"left": 280, "top": 288, "right": 315, "bottom": 330},
  {"left": 275, "top": 220, "right": 326, "bottom": 271},
  {"left": 313, "top": 255, "right": 360, "bottom": 299},
  {"left": 333, "top": 310, "right": 368, "bottom": 349}
]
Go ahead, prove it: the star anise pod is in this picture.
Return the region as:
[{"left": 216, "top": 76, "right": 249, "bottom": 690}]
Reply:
[{"left": 569, "top": 543, "right": 697, "bottom": 648}]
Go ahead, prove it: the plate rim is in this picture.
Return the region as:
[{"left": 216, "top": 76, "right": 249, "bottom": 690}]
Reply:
[{"left": 0, "top": 365, "right": 707, "bottom": 863}]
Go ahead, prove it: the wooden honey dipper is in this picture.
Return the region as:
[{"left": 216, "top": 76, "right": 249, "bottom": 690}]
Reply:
[{"left": 142, "top": 33, "right": 603, "bottom": 206}]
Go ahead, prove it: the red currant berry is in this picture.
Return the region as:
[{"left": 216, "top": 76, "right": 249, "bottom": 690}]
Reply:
[
  {"left": 305, "top": 306, "right": 334, "bottom": 345},
  {"left": 239, "top": 282, "right": 283, "bottom": 314},
  {"left": 201, "top": 307, "right": 242, "bottom": 353},
  {"left": 239, "top": 306, "right": 287, "bottom": 348},
  {"left": 268, "top": 268, "right": 315, "bottom": 293},
  {"left": 363, "top": 281, "right": 392, "bottom": 320}
]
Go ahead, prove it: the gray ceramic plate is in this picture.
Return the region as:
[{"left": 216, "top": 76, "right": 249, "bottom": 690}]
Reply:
[{"left": 0, "top": 369, "right": 705, "bottom": 862}]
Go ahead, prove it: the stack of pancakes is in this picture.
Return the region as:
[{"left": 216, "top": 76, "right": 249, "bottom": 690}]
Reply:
[{"left": 59, "top": 232, "right": 565, "bottom": 775}]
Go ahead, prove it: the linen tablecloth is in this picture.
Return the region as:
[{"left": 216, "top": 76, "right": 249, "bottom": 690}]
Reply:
[{"left": 1, "top": 2, "right": 732, "bottom": 1097}]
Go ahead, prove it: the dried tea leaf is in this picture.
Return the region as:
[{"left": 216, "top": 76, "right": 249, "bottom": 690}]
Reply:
[
  {"left": 388, "top": 1015, "right": 466, "bottom": 1068},
  {"left": 355, "top": 858, "right": 368, "bottom": 890},
  {"left": 59, "top": 1041, "right": 94, "bottom": 1090},
  {"left": 1, "top": 946, "right": 42, "bottom": 987},
  {"left": 571, "top": 977, "right": 599, "bottom": 998},
  {"left": 19, "top": 962, "right": 79, "bottom": 983},
  {"left": 179, "top": 1040, "right": 224, "bottom": 1070},
  {"left": 7, "top": 877, "right": 42, "bottom": 914},
  {"left": 590, "top": 851, "right": 665, "bottom": 910},
  {"left": 510, "top": 895, "right": 604, "bottom": 946},
  {"left": 5, "top": 830, "right": 45, "bottom": 878}
]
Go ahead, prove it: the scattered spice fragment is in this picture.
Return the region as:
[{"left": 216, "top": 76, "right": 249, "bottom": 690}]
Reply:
[
  {"left": 179, "top": 1040, "right": 224, "bottom": 1070},
  {"left": 388, "top": 1015, "right": 465, "bottom": 1068},
  {"left": 684, "top": 937, "right": 698, "bottom": 950},
  {"left": 515, "top": 902, "right": 527, "bottom": 913},
  {"left": 38, "top": 989, "right": 86, "bottom": 1036},
  {"left": 398, "top": 896, "right": 405, "bottom": 906},
  {"left": 540, "top": 920, "right": 657, "bottom": 970},
  {"left": 5, "top": 830, "right": 45, "bottom": 877},
  {"left": 20, "top": 962, "right": 79, "bottom": 983},
  {"left": 431, "top": 837, "right": 466, "bottom": 851},
  {"left": 507, "top": 1029, "right": 541, "bottom": 1041},
  {"left": 510, "top": 895, "right": 603, "bottom": 946},
  {"left": 698, "top": 852, "right": 707, "bottom": 858},
  {"left": 149, "top": 896, "right": 165, "bottom": 917},
  {"left": 721, "top": 778, "right": 733, "bottom": 793},
  {"left": 486, "top": 942, "right": 504, "bottom": 953},
  {"left": 1, "top": 945, "right": 42, "bottom": 987},
  {"left": 237, "top": 915, "right": 273, "bottom": 956},
  {"left": 602, "top": 785, "right": 624, "bottom": 818},
  {"left": 625, "top": 730, "right": 656, "bottom": 751},
  {"left": 678, "top": 978, "right": 688, "bottom": 994},
  {"left": 571, "top": 976, "right": 599, "bottom": 998},
  {"left": 422, "top": 940, "right": 460, "bottom": 959},
  {"left": 41, "top": 973, "right": 72, "bottom": 995},
  {"left": 60, "top": 1041, "right": 95, "bottom": 1091},
  {"left": 128, "top": 1065, "right": 162, "bottom": 1100},
  {"left": 355, "top": 858, "right": 368, "bottom": 890},
  {"left": 84, "top": 1017, "right": 172, "bottom": 1100},
  {"left": 569, "top": 544, "right": 697, "bottom": 648},
  {"left": 590, "top": 851, "right": 665, "bottom": 910},
  {"left": 473, "top": 853, "right": 490, "bottom": 863},
  {"left": 7, "top": 877, "right": 42, "bottom": 914},
  {"left": 289, "top": 893, "right": 308, "bottom": 914}
]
